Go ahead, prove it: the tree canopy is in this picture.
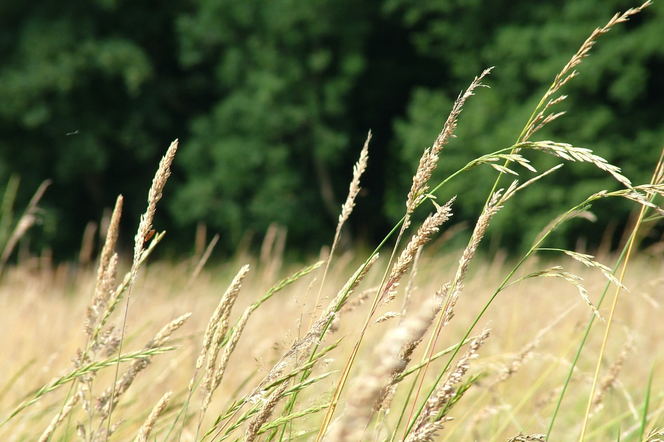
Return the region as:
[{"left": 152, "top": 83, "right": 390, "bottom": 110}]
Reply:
[{"left": 0, "top": 0, "right": 662, "bottom": 259}]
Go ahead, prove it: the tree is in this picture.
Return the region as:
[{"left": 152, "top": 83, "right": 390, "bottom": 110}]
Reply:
[
  {"left": 385, "top": 0, "right": 664, "bottom": 251},
  {"left": 0, "top": 0, "right": 200, "bottom": 256},
  {"left": 173, "top": 0, "right": 375, "bottom": 250}
]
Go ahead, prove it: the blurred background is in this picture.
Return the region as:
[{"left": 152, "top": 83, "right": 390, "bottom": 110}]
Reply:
[{"left": 0, "top": 0, "right": 662, "bottom": 261}]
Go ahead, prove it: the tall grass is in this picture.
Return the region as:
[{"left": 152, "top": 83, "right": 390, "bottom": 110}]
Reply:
[{"left": 0, "top": 2, "right": 663, "bottom": 441}]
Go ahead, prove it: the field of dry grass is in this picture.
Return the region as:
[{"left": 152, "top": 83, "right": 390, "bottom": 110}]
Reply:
[
  {"left": 1, "top": 2, "right": 663, "bottom": 441},
  {"left": 0, "top": 247, "right": 662, "bottom": 441}
]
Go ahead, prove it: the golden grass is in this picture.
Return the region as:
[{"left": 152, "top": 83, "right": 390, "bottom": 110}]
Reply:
[{"left": 0, "top": 250, "right": 662, "bottom": 441}]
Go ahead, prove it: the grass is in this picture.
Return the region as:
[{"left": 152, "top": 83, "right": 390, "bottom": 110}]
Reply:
[
  {"left": 0, "top": 1, "right": 663, "bottom": 441},
  {"left": 1, "top": 247, "right": 662, "bottom": 441}
]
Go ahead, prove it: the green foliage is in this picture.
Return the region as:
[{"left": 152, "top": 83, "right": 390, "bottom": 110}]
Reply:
[
  {"left": 172, "top": 0, "right": 373, "bottom": 249},
  {"left": 386, "top": 0, "right": 664, "bottom": 251},
  {"left": 0, "top": 0, "right": 662, "bottom": 257},
  {"left": 0, "top": 0, "right": 196, "bottom": 256}
]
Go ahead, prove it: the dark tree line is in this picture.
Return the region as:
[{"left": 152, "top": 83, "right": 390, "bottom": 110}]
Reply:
[{"left": 0, "top": 0, "right": 662, "bottom": 259}]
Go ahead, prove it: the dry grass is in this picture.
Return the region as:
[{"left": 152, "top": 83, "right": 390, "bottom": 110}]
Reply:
[
  {"left": 0, "top": 2, "right": 663, "bottom": 441},
  {"left": 0, "top": 250, "right": 662, "bottom": 441}
]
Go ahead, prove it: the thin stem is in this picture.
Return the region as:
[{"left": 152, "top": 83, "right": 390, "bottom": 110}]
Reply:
[
  {"left": 403, "top": 194, "right": 602, "bottom": 439},
  {"left": 544, "top": 240, "right": 626, "bottom": 439},
  {"left": 578, "top": 183, "right": 657, "bottom": 442}
]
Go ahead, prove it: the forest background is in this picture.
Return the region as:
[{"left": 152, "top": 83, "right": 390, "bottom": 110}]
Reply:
[{"left": 1, "top": 0, "right": 663, "bottom": 260}]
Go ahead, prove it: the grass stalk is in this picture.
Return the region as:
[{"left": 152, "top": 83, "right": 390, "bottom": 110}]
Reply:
[{"left": 578, "top": 147, "right": 664, "bottom": 442}]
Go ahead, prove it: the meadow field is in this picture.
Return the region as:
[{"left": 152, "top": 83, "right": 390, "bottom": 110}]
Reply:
[
  {"left": 0, "top": 243, "right": 663, "bottom": 441},
  {"left": 0, "top": 2, "right": 663, "bottom": 441}
]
